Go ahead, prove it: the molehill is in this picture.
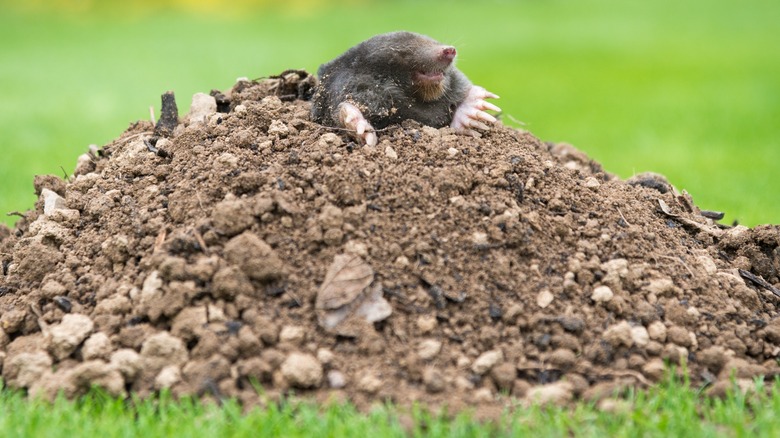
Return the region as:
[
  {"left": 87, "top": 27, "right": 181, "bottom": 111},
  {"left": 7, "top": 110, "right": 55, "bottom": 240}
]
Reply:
[{"left": 1, "top": 72, "right": 780, "bottom": 413}]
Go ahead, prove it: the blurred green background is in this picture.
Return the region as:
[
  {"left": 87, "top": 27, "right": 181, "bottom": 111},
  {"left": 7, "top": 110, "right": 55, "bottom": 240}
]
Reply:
[{"left": 1, "top": 0, "right": 778, "bottom": 227}]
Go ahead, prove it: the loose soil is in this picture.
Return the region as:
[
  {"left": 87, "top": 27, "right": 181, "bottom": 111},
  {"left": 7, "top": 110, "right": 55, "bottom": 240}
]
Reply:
[{"left": 2, "top": 72, "right": 780, "bottom": 414}]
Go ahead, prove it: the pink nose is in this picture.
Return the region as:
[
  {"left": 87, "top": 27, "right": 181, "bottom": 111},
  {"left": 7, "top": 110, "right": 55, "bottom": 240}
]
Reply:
[{"left": 441, "top": 47, "right": 456, "bottom": 62}]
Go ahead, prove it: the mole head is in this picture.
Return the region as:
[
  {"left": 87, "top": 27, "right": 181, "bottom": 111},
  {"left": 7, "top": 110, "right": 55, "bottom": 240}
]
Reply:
[{"left": 363, "top": 31, "right": 457, "bottom": 102}]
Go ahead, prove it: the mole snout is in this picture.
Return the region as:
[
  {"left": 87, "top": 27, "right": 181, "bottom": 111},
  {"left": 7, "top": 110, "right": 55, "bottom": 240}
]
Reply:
[{"left": 441, "top": 47, "right": 456, "bottom": 63}]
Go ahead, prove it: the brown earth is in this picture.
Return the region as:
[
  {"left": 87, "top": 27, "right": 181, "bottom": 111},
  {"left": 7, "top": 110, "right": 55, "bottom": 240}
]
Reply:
[{"left": 2, "top": 72, "right": 780, "bottom": 414}]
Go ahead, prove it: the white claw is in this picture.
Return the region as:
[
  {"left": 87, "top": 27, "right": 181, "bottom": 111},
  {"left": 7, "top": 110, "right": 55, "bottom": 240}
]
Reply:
[
  {"left": 469, "top": 120, "right": 491, "bottom": 131},
  {"left": 479, "top": 101, "right": 502, "bottom": 113},
  {"left": 450, "top": 85, "right": 501, "bottom": 135},
  {"left": 365, "top": 132, "right": 378, "bottom": 146},
  {"left": 475, "top": 110, "right": 497, "bottom": 124},
  {"left": 339, "top": 102, "right": 377, "bottom": 146}
]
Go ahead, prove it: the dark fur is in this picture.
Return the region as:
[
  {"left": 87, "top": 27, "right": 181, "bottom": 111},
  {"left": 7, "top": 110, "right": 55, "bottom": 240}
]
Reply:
[{"left": 311, "top": 32, "right": 472, "bottom": 130}]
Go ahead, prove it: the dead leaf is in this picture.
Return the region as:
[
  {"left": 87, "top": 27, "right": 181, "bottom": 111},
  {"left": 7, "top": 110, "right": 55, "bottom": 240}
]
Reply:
[
  {"left": 316, "top": 254, "right": 374, "bottom": 310},
  {"left": 657, "top": 199, "right": 675, "bottom": 216},
  {"left": 354, "top": 283, "right": 393, "bottom": 323},
  {"left": 315, "top": 254, "right": 392, "bottom": 334}
]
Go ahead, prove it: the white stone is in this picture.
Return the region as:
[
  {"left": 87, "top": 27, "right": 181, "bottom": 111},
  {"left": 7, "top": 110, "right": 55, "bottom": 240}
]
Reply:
[
  {"left": 188, "top": 92, "right": 216, "bottom": 124},
  {"left": 585, "top": 177, "right": 600, "bottom": 190},
  {"left": 417, "top": 339, "right": 443, "bottom": 361},
  {"left": 327, "top": 370, "right": 346, "bottom": 389},
  {"left": 41, "top": 188, "right": 66, "bottom": 215},
  {"left": 206, "top": 304, "right": 226, "bottom": 323},
  {"left": 279, "top": 325, "right": 306, "bottom": 344},
  {"left": 537, "top": 289, "right": 554, "bottom": 308},
  {"left": 471, "top": 349, "right": 504, "bottom": 375},
  {"left": 630, "top": 326, "right": 650, "bottom": 347},
  {"left": 384, "top": 146, "right": 398, "bottom": 160},
  {"left": 591, "top": 285, "right": 614, "bottom": 303},
  {"left": 281, "top": 352, "right": 323, "bottom": 389},
  {"left": 647, "top": 321, "right": 667, "bottom": 342},
  {"left": 394, "top": 255, "right": 410, "bottom": 267},
  {"left": 472, "top": 231, "right": 489, "bottom": 246}
]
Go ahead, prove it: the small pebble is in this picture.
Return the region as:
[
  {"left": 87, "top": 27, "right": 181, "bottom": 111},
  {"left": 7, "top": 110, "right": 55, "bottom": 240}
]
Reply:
[
  {"left": 647, "top": 321, "right": 667, "bottom": 342},
  {"left": 472, "top": 349, "right": 503, "bottom": 375},
  {"left": 281, "top": 353, "right": 323, "bottom": 389},
  {"left": 416, "top": 315, "right": 437, "bottom": 334},
  {"left": 591, "top": 285, "right": 614, "bottom": 303},
  {"left": 630, "top": 326, "right": 650, "bottom": 347},
  {"left": 472, "top": 231, "right": 488, "bottom": 246},
  {"left": 327, "top": 370, "right": 347, "bottom": 389},
  {"left": 537, "top": 289, "right": 554, "bottom": 308},
  {"left": 417, "top": 339, "right": 443, "bottom": 361}
]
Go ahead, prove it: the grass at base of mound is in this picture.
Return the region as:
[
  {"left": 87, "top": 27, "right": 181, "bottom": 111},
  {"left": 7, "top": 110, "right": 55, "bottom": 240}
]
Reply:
[{"left": 1, "top": 374, "right": 779, "bottom": 437}]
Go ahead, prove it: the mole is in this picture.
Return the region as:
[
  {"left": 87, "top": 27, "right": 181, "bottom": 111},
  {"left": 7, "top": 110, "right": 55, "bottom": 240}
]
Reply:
[{"left": 311, "top": 31, "right": 501, "bottom": 146}]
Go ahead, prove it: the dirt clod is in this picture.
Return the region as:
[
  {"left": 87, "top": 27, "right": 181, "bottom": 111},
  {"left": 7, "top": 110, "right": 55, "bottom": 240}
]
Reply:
[
  {"left": 46, "top": 314, "right": 94, "bottom": 360},
  {"left": 281, "top": 352, "right": 323, "bottom": 389},
  {"left": 1, "top": 73, "right": 779, "bottom": 414}
]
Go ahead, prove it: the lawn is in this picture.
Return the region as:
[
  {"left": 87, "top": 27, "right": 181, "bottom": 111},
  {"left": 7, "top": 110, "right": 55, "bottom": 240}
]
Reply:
[
  {"left": 1, "top": 0, "right": 780, "bottom": 435},
  {"left": 2, "top": 375, "right": 780, "bottom": 437},
  {"left": 0, "top": 0, "right": 778, "bottom": 227}
]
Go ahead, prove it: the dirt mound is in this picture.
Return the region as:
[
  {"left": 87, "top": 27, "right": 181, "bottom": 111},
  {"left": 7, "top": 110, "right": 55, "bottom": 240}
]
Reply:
[{"left": 2, "top": 72, "right": 780, "bottom": 412}]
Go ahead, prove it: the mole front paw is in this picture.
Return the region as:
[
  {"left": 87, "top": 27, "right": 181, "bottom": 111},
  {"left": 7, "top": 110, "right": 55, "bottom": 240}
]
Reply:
[
  {"left": 338, "top": 102, "right": 378, "bottom": 146},
  {"left": 450, "top": 86, "right": 501, "bottom": 137}
]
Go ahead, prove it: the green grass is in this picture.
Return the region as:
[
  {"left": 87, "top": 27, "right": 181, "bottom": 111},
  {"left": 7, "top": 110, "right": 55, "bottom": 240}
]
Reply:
[
  {"left": 0, "top": 0, "right": 779, "bottom": 226},
  {"left": 2, "top": 376, "right": 780, "bottom": 437}
]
